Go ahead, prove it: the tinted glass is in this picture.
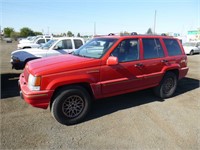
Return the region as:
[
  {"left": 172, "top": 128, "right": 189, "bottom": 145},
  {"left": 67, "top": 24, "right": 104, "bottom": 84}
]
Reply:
[
  {"left": 37, "top": 39, "right": 45, "bottom": 44},
  {"left": 142, "top": 38, "right": 164, "bottom": 59},
  {"left": 74, "top": 39, "right": 83, "bottom": 49},
  {"left": 111, "top": 39, "right": 139, "bottom": 62},
  {"left": 163, "top": 39, "right": 182, "bottom": 56},
  {"left": 63, "top": 40, "right": 72, "bottom": 49}
]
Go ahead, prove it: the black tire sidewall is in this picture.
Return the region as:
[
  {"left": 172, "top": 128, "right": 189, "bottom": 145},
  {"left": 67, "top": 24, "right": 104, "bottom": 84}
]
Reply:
[
  {"left": 159, "top": 72, "right": 177, "bottom": 98},
  {"left": 190, "top": 50, "right": 194, "bottom": 55},
  {"left": 51, "top": 86, "right": 91, "bottom": 125}
]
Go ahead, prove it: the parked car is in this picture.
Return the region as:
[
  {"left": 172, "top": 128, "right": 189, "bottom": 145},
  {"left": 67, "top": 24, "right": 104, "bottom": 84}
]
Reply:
[
  {"left": 19, "top": 34, "right": 189, "bottom": 125},
  {"left": 182, "top": 41, "right": 200, "bottom": 55},
  {"left": 18, "top": 36, "right": 36, "bottom": 44},
  {"left": 11, "top": 37, "right": 85, "bottom": 70},
  {"left": 3, "top": 37, "right": 12, "bottom": 43},
  {"left": 17, "top": 35, "right": 52, "bottom": 49}
]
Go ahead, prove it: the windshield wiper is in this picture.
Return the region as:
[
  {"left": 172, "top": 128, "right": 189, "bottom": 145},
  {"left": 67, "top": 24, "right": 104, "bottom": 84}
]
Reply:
[{"left": 73, "top": 53, "right": 92, "bottom": 58}]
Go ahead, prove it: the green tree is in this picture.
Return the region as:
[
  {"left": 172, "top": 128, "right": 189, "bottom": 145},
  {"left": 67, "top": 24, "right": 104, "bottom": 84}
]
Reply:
[
  {"left": 62, "top": 33, "right": 66, "bottom": 37},
  {"left": 67, "top": 31, "right": 73, "bottom": 37},
  {"left": 77, "top": 33, "right": 80, "bottom": 37},
  {"left": 10, "top": 32, "right": 20, "bottom": 41},
  {"left": 146, "top": 28, "right": 153, "bottom": 34},
  {"left": 34, "top": 31, "right": 42, "bottom": 35},
  {"left": 20, "top": 27, "right": 35, "bottom": 37},
  {"left": 4, "top": 27, "right": 14, "bottom": 37}
]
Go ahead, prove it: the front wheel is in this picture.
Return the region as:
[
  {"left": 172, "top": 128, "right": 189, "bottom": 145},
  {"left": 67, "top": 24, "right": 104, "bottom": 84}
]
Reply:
[
  {"left": 154, "top": 72, "right": 177, "bottom": 98},
  {"left": 51, "top": 86, "right": 91, "bottom": 125}
]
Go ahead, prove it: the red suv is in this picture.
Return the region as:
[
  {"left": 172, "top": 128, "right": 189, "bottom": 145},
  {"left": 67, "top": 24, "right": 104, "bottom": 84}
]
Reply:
[{"left": 19, "top": 35, "right": 189, "bottom": 125}]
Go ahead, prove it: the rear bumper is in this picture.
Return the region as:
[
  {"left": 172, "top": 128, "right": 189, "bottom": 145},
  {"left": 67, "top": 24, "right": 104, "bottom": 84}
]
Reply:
[
  {"left": 19, "top": 73, "right": 54, "bottom": 109},
  {"left": 179, "top": 67, "right": 189, "bottom": 79}
]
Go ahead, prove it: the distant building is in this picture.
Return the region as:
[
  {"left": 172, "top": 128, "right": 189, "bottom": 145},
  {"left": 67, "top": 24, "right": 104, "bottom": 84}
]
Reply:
[
  {"left": 187, "top": 30, "right": 200, "bottom": 41},
  {"left": 167, "top": 32, "right": 187, "bottom": 43}
]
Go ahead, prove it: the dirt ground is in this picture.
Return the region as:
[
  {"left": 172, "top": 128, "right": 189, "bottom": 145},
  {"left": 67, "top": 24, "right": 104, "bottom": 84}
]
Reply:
[{"left": 0, "top": 41, "right": 200, "bottom": 150}]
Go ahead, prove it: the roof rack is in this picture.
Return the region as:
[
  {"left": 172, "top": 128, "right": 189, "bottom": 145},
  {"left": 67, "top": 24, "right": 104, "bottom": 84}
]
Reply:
[{"left": 95, "top": 32, "right": 171, "bottom": 37}]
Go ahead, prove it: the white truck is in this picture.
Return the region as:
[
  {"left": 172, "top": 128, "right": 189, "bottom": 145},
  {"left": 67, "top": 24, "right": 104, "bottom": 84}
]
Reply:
[
  {"left": 17, "top": 35, "right": 52, "bottom": 49},
  {"left": 11, "top": 37, "right": 85, "bottom": 69}
]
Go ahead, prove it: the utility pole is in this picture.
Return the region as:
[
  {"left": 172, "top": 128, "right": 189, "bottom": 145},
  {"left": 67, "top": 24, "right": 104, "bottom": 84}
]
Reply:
[
  {"left": 154, "top": 10, "right": 157, "bottom": 34},
  {"left": 47, "top": 26, "right": 49, "bottom": 35},
  {"left": 94, "top": 22, "right": 96, "bottom": 36},
  {"left": 0, "top": 25, "right": 1, "bottom": 39}
]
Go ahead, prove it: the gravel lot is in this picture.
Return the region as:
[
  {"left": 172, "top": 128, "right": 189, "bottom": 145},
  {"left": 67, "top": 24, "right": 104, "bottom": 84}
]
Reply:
[{"left": 1, "top": 41, "right": 200, "bottom": 150}]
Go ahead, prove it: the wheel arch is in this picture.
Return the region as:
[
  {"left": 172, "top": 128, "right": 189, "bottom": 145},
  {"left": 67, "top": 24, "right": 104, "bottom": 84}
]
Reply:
[
  {"left": 50, "top": 83, "right": 94, "bottom": 109},
  {"left": 165, "top": 69, "right": 179, "bottom": 80},
  {"left": 23, "top": 46, "right": 31, "bottom": 49}
]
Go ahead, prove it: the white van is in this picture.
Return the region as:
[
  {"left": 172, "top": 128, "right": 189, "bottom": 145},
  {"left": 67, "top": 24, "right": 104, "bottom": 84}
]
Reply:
[{"left": 11, "top": 37, "right": 85, "bottom": 69}]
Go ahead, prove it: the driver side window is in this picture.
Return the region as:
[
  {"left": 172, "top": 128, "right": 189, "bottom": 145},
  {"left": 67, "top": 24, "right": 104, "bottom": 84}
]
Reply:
[
  {"left": 54, "top": 40, "right": 73, "bottom": 50},
  {"left": 111, "top": 39, "right": 139, "bottom": 63}
]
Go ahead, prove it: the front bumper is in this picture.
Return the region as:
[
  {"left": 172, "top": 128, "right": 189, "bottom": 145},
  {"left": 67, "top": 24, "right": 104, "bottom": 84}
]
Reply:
[
  {"left": 11, "top": 60, "right": 25, "bottom": 70},
  {"left": 19, "top": 73, "right": 54, "bottom": 109}
]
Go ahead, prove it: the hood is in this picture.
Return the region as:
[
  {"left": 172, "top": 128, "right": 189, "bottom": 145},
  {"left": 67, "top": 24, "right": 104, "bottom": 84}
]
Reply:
[
  {"left": 11, "top": 48, "right": 46, "bottom": 58},
  {"left": 27, "top": 54, "right": 102, "bottom": 76}
]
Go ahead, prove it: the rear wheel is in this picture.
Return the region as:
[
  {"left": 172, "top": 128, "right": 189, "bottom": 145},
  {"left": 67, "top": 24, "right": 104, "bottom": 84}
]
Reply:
[
  {"left": 154, "top": 72, "right": 177, "bottom": 98},
  {"left": 190, "top": 50, "right": 194, "bottom": 55},
  {"left": 51, "top": 86, "right": 91, "bottom": 125}
]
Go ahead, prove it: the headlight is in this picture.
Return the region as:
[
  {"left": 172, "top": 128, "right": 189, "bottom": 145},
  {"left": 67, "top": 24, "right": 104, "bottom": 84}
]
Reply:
[
  {"left": 11, "top": 56, "right": 21, "bottom": 63},
  {"left": 28, "top": 74, "right": 41, "bottom": 91}
]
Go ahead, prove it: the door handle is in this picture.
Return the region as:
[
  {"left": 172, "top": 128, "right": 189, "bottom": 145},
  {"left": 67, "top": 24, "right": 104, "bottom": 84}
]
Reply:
[
  {"left": 161, "top": 59, "right": 168, "bottom": 63},
  {"left": 135, "top": 63, "right": 143, "bottom": 67}
]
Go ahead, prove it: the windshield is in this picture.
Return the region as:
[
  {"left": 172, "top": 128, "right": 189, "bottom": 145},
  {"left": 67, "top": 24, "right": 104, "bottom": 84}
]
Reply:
[
  {"left": 73, "top": 38, "right": 117, "bottom": 58},
  {"left": 40, "top": 39, "right": 57, "bottom": 49},
  {"left": 183, "top": 42, "right": 196, "bottom": 47}
]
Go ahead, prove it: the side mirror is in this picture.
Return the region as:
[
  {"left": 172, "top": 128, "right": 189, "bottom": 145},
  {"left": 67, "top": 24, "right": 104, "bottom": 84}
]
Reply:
[{"left": 106, "top": 56, "right": 118, "bottom": 66}]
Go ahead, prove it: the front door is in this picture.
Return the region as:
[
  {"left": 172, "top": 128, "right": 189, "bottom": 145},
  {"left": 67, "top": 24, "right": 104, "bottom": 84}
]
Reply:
[
  {"left": 46, "top": 39, "right": 73, "bottom": 57},
  {"left": 100, "top": 39, "right": 145, "bottom": 95}
]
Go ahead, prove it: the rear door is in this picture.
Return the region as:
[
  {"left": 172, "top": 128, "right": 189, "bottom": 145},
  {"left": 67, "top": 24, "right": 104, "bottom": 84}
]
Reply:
[{"left": 139, "top": 38, "right": 166, "bottom": 86}]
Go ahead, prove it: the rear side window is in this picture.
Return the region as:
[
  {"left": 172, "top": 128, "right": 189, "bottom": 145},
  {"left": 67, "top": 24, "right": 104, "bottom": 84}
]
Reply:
[
  {"left": 142, "top": 38, "right": 164, "bottom": 59},
  {"left": 163, "top": 39, "right": 182, "bottom": 56},
  {"left": 74, "top": 39, "right": 83, "bottom": 49}
]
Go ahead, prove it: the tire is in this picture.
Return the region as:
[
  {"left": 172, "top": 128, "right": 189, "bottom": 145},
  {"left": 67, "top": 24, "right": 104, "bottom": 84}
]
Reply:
[
  {"left": 51, "top": 86, "right": 91, "bottom": 125},
  {"left": 154, "top": 72, "right": 177, "bottom": 98},
  {"left": 190, "top": 50, "right": 194, "bottom": 55}
]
